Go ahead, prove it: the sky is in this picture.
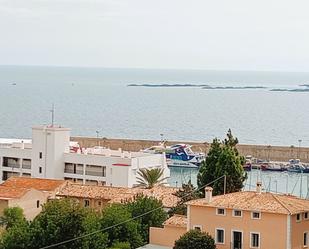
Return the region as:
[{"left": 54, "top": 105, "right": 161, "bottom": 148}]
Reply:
[{"left": 1, "top": 0, "right": 309, "bottom": 71}]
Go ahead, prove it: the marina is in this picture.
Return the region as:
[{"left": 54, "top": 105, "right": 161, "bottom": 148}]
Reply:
[{"left": 169, "top": 167, "right": 309, "bottom": 198}]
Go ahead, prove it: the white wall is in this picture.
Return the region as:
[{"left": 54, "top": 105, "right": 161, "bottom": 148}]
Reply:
[{"left": 32, "top": 126, "right": 70, "bottom": 179}]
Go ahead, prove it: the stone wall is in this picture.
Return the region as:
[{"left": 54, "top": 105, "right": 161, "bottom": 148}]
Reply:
[{"left": 71, "top": 137, "right": 309, "bottom": 163}]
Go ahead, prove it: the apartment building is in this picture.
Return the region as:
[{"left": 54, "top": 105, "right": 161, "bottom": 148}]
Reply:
[
  {"left": 149, "top": 183, "right": 309, "bottom": 249},
  {"left": 0, "top": 125, "right": 169, "bottom": 187}
]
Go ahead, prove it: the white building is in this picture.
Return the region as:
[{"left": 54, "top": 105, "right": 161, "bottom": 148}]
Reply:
[{"left": 0, "top": 125, "right": 169, "bottom": 187}]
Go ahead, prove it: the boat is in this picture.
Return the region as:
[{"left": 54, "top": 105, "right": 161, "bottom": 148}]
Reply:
[
  {"left": 261, "top": 162, "right": 286, "bottom": 172},
  {"left": 287, "top": 159, "right": 309, "bottom": 173},
  {"left": 142, "top": 143, "right": 205, "bottom": 168},
  {"left": 243, "top": 156, "right": 252, "bottom": 171}
]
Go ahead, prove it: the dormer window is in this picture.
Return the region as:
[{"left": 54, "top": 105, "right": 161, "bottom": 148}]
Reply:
[{"left": 216, "top": 208, "right": 225, "bottom": 216}]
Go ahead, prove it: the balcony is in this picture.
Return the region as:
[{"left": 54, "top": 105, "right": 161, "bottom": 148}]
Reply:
[
  {"left": 22, "top": 159, "right": 31, "bottom": 169},
  {"left": 85, "top": 165, "right": 106, "bottom": 177}
]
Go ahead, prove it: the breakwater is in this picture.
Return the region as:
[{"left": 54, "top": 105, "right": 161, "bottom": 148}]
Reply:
[{"left": 71, "top": 137, "right": 309, "bottom": 163}]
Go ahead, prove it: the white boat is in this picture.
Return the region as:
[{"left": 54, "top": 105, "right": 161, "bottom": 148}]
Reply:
[{"left": 142, "top": 143, "right": 205, "bottom": 168}]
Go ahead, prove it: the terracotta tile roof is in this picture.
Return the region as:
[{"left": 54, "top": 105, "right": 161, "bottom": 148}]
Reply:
[
  {"left": 2, "top": 177, "right": 66, "bottom": 192},
  {"left": 163, "top": 215, "right": 187, "bottom": 228},
  {"left": 57, "top": 184, "right": 180, "bottom": 208},
  {"left": 0, "top": 186, "right": 29, "bottom": 199},
  {"left": 188, "top": 191, "right": 309, "bottom": 215}
]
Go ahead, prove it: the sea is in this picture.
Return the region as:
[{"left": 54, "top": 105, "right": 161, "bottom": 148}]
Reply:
[{"left": 1, "top": 65, "right": 309, "bottom": 196}]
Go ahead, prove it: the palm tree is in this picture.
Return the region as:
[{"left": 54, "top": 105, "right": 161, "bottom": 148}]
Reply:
[{"left": 136, "top": 168, "right": 169, "bottom": 189}]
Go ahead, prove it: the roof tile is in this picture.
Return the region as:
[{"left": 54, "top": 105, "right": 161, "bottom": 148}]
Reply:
[
  {"left": 188, "top": 191, "right": 309, "bottom": 215},
  {"left": 57, "top": 184, "right": 180, "bottom": 208},
  {"left": 2, "top": 177, "right": 66, "bottom": 192}
]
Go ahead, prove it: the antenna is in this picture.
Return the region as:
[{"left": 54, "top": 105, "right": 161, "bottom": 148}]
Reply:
[{"left": 50, "top": 104, "right": 55, "bottom": 127}]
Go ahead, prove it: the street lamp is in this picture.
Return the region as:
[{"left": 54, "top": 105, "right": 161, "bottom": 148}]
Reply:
[
  {"left": 298, "top": 139, "right": 302, "bottom": 159},
  {"left": 96, "top": 131, "right": 100, "bottom": 146},
  {"left": 160, "top": 133, "right": 164, "bottom": 143}
]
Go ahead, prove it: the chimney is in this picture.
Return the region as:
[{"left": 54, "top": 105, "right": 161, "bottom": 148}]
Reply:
[
  {"left": 205, "top": 187, "right": 213, "bottom": 203},
  {"left": 256, "top": 182, "right": 262, "bottom": 194}
]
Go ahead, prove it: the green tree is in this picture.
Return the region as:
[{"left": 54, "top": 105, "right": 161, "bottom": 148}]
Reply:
[
  {"left": 100, "top": 204, "right": 143, "bottom": 249},
  {"left": 29, "top": 198, "right": 108, "bottom": 249},
  {"left": 197, "top": 130, "right": 246, "bottom": 196},
  {"left": 173, "top": 230, "right": 216, "bottom": 249},
  {"left": 125, "top": 194, "right": 167, "bottom": 243},
  {"left": 0, "top": 207, "right": 26, "bottom": 229},
  {"left": 0, "top": 208, "right": 30, "bottom": 249},
  {"left": 168, "top": 180, "right": 200, "bottom": 216},
  {"left": 136, "top": 168, "right": 168, "bottom": 189}
]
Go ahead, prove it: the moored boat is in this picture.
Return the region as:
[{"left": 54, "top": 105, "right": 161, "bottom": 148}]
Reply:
[
  {"left": 142, "top": 143, "right": 205, "bottom": 168},
  {"left": 261, "top": 162, "right": 287, "bottom": 172},
  {"left": 287, "top": 159, "right": 309, "bottom": 173}
]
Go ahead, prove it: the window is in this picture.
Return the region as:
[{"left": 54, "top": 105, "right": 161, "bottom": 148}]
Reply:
[
  {"left": 233, "top": 210, "right": 242, "bottom": 217},
  {"left": 39, "top": 167, "right": 42, "bottom": 174},
  {"left": 84, "top": 199, "right": 90, "bottom": 207},
  {"left": 39, "top": 152, "right": 42, "bottom": 159},
  {"left": 252, "top": 212, "right": 261, "bottom": 219},
  {"left": 98, "top": 201, "right": 102, "bottom": 206},
  {"left": 305, "top": 212, "right": 309, "bottom": 220},
  {"left": 193, "top": 225, "right": 202, "bottom": 231},
  {"left": 216, "top": 229, "right": 224, "bottom": 244},
  {"left": 36, "top": 200, "right": 40, "bottom": 208},
  {"left": 216, "top": 208, "right": 225, "bottom": 215},
  {"left": 304, "top": 232, "right": 308, "bottom": 247},
  {"left": 251, "top": 233, "right": 260, "bottom": 248},
  {"left": 297, "top": 213, "right": 302, "bottom": 222}
]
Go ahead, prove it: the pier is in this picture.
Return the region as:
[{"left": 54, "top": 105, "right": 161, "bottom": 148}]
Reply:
[{"left": 71, "top": 137, "right": 309, "bottom": 163}]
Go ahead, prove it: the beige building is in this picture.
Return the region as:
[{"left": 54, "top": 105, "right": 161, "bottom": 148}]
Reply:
[
  {"left": 0, "top": 186, "right": 47, "bottom": 220},
  {"left": 150, "top": 184, "right": 309, "bottom": 249},
  {"left": 0, "top": 176, "right": 66, "bottom": 220}
]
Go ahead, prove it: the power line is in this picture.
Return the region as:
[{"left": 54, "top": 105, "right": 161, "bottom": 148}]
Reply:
[{"left": 39, "top": 175, "right": 226, "bottom": 249}]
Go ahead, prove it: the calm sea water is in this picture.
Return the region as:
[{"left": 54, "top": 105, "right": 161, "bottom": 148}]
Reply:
[
  {"left": 169, "top": 168, "right": 309, "bottom": 198},
  {"left": 1, "top": 65, "right": 309, "bottom": 147},
  {"left": 1, "top": 65, "right": 309, "bottom": 195}
]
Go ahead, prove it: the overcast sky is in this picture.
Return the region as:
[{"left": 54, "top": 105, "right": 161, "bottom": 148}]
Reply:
[{"left": 1, "top": 0, "right": 309, "bottom": 71}]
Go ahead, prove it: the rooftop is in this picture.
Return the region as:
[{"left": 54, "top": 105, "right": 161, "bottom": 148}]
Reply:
[
  {"left": 188, "top": 191, "right": 309, "bottom": 215},
  {"left": 68, "top": 146, "right": 159, "bottom": 158},
  {"left": 2, "top": 177, "right": 66, "bottom": 192},
  {"left": 163, "top": 215, "right": 187, "bottom": 228},
  {"left": 0, "top": 186, "right": 29, "bottom": 200},
  {"left": 57, "top": 184, "right": 180, "bottom": 208}
]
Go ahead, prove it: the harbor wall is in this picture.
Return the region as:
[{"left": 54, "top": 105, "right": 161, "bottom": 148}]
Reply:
[{"left": 71, "top": 137, "right": 309, "bottom": 163}]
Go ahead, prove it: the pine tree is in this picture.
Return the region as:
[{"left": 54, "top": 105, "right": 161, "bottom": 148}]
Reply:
[{"left": 197, "top": 130, "right": 247, "bottom": 196}]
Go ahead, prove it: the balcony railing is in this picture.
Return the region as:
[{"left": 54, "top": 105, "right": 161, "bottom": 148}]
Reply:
[
  {"left": 85, "top": 170, "right": 105, "bottom": 177},
  {"left": 64, "top": 169, "right": 83, "bottom": 175},
  {"left": 3, "top": 163, "right": 20, "bottom": 168},
  {"left": 22, "top": 164, "right": 31, "bottom": 169}
]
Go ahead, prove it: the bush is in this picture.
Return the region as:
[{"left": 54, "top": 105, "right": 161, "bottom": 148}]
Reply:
[{"left": 173, "top": 230, "right": 216, "bottom": 249}]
